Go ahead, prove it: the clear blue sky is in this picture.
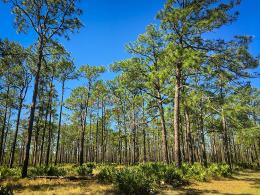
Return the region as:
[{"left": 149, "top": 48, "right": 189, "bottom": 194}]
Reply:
[{"left": 0, "top": 0, "right": 259, "bottom": 100}]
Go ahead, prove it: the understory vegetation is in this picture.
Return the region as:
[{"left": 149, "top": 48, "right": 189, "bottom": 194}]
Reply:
[{"left": 0, "top": 162, "right": 240, "bottom": 194}]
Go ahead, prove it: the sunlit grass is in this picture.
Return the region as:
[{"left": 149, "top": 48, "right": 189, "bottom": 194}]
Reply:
[
  {"left": 2, "top": 178, "right": 114, "bottom": 195},
  {"left": 163, "top": 169, "right": 260, "bottom": 195}
]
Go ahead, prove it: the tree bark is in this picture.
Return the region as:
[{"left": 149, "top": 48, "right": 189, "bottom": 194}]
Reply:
[
  {"left": 45, "top": 85, "right": 53, "bottom": 166},
  {"left": 9, "top": 95, "right": 23, "bottom": 168},
  {"left": 22, "top": 40, "right": 43, "bottom": 177},
  {"left": 55, "top": 79, "right": 65, "bottom": 165},
  {"left": 0, "top": 85, "right": 10, "bottom": 163},
  {"left": 173, "top": 66, "right": 182, "bottom": 167},
  {"left": 158, "top": 99, "right": 169, "bottom": 163}
]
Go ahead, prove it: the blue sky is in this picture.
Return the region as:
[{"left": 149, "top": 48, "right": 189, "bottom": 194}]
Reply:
[{"left": 0, "top": 0, "right": 259, "bottom": 103}]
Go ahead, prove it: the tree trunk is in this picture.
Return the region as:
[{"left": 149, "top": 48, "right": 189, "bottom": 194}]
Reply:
[
  {"left": 142, "top": 99, "right": 147, "bottom": 162},
  {"left": 22, "top": 39, "right": 43, "bottom": 178},
  {"left": 45, "top": 88, "right": 53, "bottom": 166},
  {"left": 55, "top": 79, "right": 65, "bottom": 165},
  {"left": 158, "top": 99, "right": 169, "bottom": 163},
  {"left": 9, "top": 95, "right": 23, "bottom": 168},
  {"left": 184, "top": 107, "right": 194, "bottom": 164},
  {"left": 39, "top": 86, "right": 52, "bottom": 165},
  {"left": 0, "top": 85, "right": 10, "bottom": 163},
  {"left": 2, "top": 108, "right": 11, "bottom": 164},
  {"left": 222, "top": 112, "right": 231, "bottom": 167},
  {"left": 95, "top": 98, "right": 99, "bottom": 163},
  {"left": 200, "top": 102, "right": 207, "bottom": 167},
  {"left": 173, "top": 66, "right": 181, "bottom": 167}
]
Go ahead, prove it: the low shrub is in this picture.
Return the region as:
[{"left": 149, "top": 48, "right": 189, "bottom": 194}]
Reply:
[
  {"left": 28, "top": 166, "right": 46, "bottom": 176},
  {"left": 28, "top": 166, "right": 66, "bottom": 177},
  {"left": 0, "top": 185, "right": 13, "bottom": 195},
  {"left": 0, "top": 167, "right": 21, "bottom": 179},
  {"left": 97, "top": 165, "right": 116, "bottom": 183},
  {"left": 46, "top": 166, "right": 66, "bottom": 176},
  {"left": 208, "top": 163, "right": 232, "bottom": 177},
  {"left": 138, "top": 162, "right": 167, "bottom": 181},
  {"left": 115, "top": 167, "right": 158, "bottom": 195},
  {"left": 164, "top": 165, "right": 185, "bottom": 187},
  {"left": 217, "top": 164, "right": 232, "bottom": 177},
  {"left": 76, "top": 165, "right": 93, "bottom": 176},
  {"left": 181, "top": 163, "right": 207, "bottom": 181},
  {"left": 85, "top": 162, "right": 96, "bottom": 169}
]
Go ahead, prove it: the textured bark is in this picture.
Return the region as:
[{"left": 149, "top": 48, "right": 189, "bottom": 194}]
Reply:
[
  {"left": 173, "top": 66, "right": 181, "bottom": 167},
  {"left": 22, "top": 40, "right": 43, "bottom": 178},
  {"left": 158, "top": 99, "right": 169, "bottom": 163},
  {"left": 55, "top": 80, "right": 65, "bottom": 165}
]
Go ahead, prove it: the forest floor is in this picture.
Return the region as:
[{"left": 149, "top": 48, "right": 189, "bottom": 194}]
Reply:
[{"left": 1, "top": 169, "right": 259, "bottom": 195}]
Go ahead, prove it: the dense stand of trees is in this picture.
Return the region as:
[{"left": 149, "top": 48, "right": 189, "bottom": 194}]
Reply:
[{"left": 0, "top": 0, "right": 259, "bottom": 178}]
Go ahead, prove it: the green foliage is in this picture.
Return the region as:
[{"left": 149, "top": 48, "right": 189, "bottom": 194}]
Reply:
[
  {"left": 181, "top": 163, "right": 207, "bottom": 181},
  {"left": 208, "top": 163, "right": 232, "bottom": 177},
  {"left": 0, "top": 185, "right": 13, "bottom": 195},
  {"left": 28, "top": 166, "right": 66, "bottom": 177},
  {"left": 115, "top": 167, "right": 158, "bottom": 195},
  {"left": 0, "top": 167, "right": 21, "bottom": 179},
  {"left": 138, "top": 162, "right": 167, "bottom": 181},
  {"left": 97, "top": 165, "right": 116, "bottom": 183},
  {"left": 164, "top": 165, "right": 185, "bottom": 187},
  {"left": 76, "top": 163, "right": 94, "bottom": 176},
  {"left": 85, "top": 162, "right": 96, "bottom": 170}
]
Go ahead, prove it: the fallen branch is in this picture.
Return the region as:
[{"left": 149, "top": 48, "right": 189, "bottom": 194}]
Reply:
[{"left": 32, "top": 175, "right": 96, "bottom": 180}]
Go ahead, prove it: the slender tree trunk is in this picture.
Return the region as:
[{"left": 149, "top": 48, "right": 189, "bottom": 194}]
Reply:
[
  {"left": 122, "top": 103, "right": 128, "bottom": 164},
  {"left": 142, "top": 99, "right": 147, "bottom": 162},
  {"left": 173, "top": 66, "right": 181, "bottom": 167},
  {"left": 158, "top": 99, "right": 169, "bottom": 163},
  {"left": 9, "top": 95, "right": 23, "bottom": 168},
  {"left": 2, "top": 108, "right": 11, "bottom": 164},
  {"left": 0, "top": 85, "right": 10, "bottom": 163},
  {"left": 55, "top": 79, "right": 65, "bottom": 165},
  {"left": 39, "top": 86, "right": 52, "bottom": 165},
  {"left": 95, "top": 98, "right": 99, "bottom": 163},
  {"left": 101, "top": 99, "right": 104, "bottom": 163},
  {"left": 80, "top": 84, "right": 90, "bottom": 166},
  {"left": 45, "top": 91, "right": 53, "bottom": 166},
  {"left": 22, "top": 39, "right": 43, "bottom": 178},
  {"left": 184, "top": 107, "right": 194, "bottom": 164},
  {"left": 117, "top": 114, "right": 122, "bottom": 164},
  {"left": 222, "top": 111, "right": 231, "bottom": 167},
  {"left": 200, "top": 102, "right": 207, "bottom": 167},
  {"left": 80, "top": 111, "right": 86, "bottom": 166}
]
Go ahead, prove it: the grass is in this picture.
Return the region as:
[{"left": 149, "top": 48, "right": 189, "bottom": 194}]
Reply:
[
  {"left": 1, "top": 178, "right": 115, "bottom": 195},
  {"left": 0, "top": 169, "right": 259, "bottom": 194},
  {"left": 163, "top": 169, "right": 260, "bottom": 195}
]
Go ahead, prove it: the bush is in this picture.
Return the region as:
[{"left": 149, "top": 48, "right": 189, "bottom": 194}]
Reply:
[
  {"left": 85, "top": 162, "right": 96, "bottom": 170},
  {"left": 181, "top": 163, "right": 207, "bottom": 181},
  {"left": 208, "top": 163, "right": 231, "bottom": 177},
  {"left": 0, "top": 167, "right": 21, "bottom": 179},
  {"left": 164, "top": 165, "right": 185, "bottom": 187},
  {"left": 28, "top": 166, "right": 66, "bottom": 177},
  {"left": 76, "top": 165, "right": 93, "bottom": 176},
  {"left": 138, "top": 162, "right": 167, "bottom": 181},
  {"left": 28, "top": 166, "right": 46, "bottom": 176},
  {"left": 115, "top": 167, "right": 158, "bottom": 195},
  {"left": 47, "top": 166, "right": 66, "bottom": 176},
  {"left": 217, "top": 164, "right": 232, "bottom": 177},
  {"left": 0, "top": 185, "right": 13, "bottom": 195},
  {"left": 97, "top": 165, "right": 116, "bottom": 183}
]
